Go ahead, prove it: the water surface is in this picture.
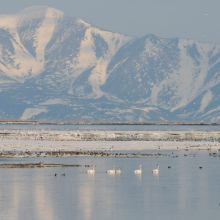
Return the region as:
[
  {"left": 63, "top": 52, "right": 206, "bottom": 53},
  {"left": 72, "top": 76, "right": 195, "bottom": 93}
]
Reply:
[
  {"left": 0, "top": 124, "right": 220, "bottom": 131},
  {"left": 0, "top": 151, "right": 219, "bottom": 220}
]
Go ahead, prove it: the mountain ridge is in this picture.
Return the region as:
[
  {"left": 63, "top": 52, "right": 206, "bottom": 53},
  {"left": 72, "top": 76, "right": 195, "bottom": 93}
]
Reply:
[{"left": 0, "top": 6, "right": 220, "bottom": 122}]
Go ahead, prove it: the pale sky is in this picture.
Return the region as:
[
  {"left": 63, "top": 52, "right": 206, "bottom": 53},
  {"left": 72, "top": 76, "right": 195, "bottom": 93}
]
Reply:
[{"left": 1, "top": 0, "right": 220, "bottom": 44}]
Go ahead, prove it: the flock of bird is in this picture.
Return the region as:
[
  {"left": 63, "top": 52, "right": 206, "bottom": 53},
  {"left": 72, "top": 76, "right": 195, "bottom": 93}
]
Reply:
[
  {"left": 56, "top": 164, "right": 159, "bottom": 177},
  {"left": 86, "top": 164, "right": 159, "bottom": 174}
]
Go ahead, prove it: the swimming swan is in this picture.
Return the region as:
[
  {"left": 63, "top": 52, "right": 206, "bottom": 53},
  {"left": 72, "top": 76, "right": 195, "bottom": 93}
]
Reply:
[
  {"left": 116, "top": 167, "right": 122, "bottom": 174},
  {"left": 134, "top": 165, "right": 142, "bottom": 174},
  {"left": 107, "top": 166, "right": 116, "bottom": 173},
  {"left": 152, "top": 164, "right": 159, "bottom": 173},
  {"left": 87, "top": 165, "right": 96, "bottom": 173}
]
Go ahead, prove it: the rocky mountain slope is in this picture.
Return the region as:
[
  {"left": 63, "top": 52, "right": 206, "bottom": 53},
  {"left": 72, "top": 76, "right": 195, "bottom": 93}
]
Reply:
[{"left": 0, "top": 6, "right": 220, "bottom": 122}]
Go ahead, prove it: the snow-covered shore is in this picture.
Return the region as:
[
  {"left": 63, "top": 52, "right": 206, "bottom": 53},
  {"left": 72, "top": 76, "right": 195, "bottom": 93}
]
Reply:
[
  {"left": 0, "top": 129, "right": 219, "bottom": 154},
  {"left": 1, "top": 129, "right": 220, "bottom": 141},
  {"left": 0, "top": 140, "right": 219, "bottom": 152}
]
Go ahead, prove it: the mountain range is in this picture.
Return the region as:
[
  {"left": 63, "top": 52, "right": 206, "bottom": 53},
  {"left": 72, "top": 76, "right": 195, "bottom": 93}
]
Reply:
[{"left": 0, "top": 6, "right": 220, "bottom": 122}]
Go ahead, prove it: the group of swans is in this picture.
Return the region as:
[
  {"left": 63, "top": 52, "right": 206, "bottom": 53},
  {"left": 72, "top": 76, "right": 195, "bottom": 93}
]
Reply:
[
  {"left": 86, "top": 164, "right": 159, "bottom": 174},
  {"left": 134, "top": 164, "right": 159, "bottom": 174},
  {"left": 106, "top": 166, "right": 122, "bottom": 174},
  {"left": 86, "top": 165, "right": 122, "bottom": 173}
]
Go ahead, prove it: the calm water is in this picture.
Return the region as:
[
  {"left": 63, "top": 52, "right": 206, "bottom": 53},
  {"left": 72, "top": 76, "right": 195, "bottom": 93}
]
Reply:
[
  {"left": 0, "top": 151, "right": 220, "bottom": 220},
  {"left": 0, "top": 124, "right": 220, "bottom": 131}
]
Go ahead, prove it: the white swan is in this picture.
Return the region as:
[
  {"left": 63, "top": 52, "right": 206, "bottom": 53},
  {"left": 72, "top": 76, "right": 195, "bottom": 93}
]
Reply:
[
  {"left": 86, "top": 165, "right": 96, "bottom": 173},
  {"left": 152, "top": 164, "right": 159, "bottom": 173},
  {"left": 107, "top": 166, "right": 116, "bottom": 173},
  {"left": 134, "top": 165, "right": 142, "bottom": 174},
  {"left": 115, "top": 167, "right": 122, "bottom": 174}
]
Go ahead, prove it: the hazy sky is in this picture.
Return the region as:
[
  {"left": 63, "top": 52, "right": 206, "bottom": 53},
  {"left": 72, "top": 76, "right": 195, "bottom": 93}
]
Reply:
[{"left": 1, "top": 0, "right": 220, "bottom": 44}]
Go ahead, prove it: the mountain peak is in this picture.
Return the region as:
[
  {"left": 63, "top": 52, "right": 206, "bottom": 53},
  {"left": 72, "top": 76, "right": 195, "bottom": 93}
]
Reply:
[
  {"left": 19, "top": 5, "right": 48, "bottom": 13},
  {"left": 17, "top": 6, "right": 64, "bottom": 22}
]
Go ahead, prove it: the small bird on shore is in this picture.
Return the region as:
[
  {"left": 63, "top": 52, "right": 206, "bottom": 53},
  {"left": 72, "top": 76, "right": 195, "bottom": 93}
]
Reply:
[
  {"left": 168, "top": 166, "right": 171, "bottom": 169},
  {"left": 55, "top": 173, "right": 57, "bottom": 176}
]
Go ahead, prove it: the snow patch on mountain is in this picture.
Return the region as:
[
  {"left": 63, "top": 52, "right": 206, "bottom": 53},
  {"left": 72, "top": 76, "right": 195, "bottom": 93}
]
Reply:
[
  {"left": 170, "top": 40, "right": 197, "bottom": 111},
  {"left": 198, "top": 90, "right": 213, "bottom": 113},
  {"left": 0, "top": 13, "right": 19, "bottom": 30},
  {"left": 68, "top": 25, "right": 133, "bottom": 98},
  {"left": 33, "top": 8, "right": 64, "bottom": 75},
  {"left": 39, "top": 98, "right": 69, "bottom": 106},
  {"left": 88, "top": 29, "right": 133, "bottom": 98},
  {"left": 170, "top": 40, "right": 213, "bottom": 112},
  {"left": 20, "top": 107, "right": 48, "bottom": 120}
]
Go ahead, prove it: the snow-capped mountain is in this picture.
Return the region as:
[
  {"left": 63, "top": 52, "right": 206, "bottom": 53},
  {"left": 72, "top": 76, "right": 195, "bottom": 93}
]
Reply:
[{"left": 0, "top": 6, "right": 220, "bottom": 122}]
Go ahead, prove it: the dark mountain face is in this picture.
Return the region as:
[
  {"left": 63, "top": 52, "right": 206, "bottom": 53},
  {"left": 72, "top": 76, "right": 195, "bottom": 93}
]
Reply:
[{"left": 0, "top": 6, "right": 220, "bottom": 122}]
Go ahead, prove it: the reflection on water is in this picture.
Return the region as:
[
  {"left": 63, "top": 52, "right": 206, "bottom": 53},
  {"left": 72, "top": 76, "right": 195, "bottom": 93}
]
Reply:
[
  {"left": 153, "top": 172, "right": 159, "bottom": 185},
  {"left": 0, "top": 151, "right": 220, "bottom": 220}
]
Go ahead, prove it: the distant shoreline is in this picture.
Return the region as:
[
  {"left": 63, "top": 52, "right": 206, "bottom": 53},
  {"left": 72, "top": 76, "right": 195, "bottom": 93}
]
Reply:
[{"left": 0, "top": 119, "right": 220, "bottom": 125}]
